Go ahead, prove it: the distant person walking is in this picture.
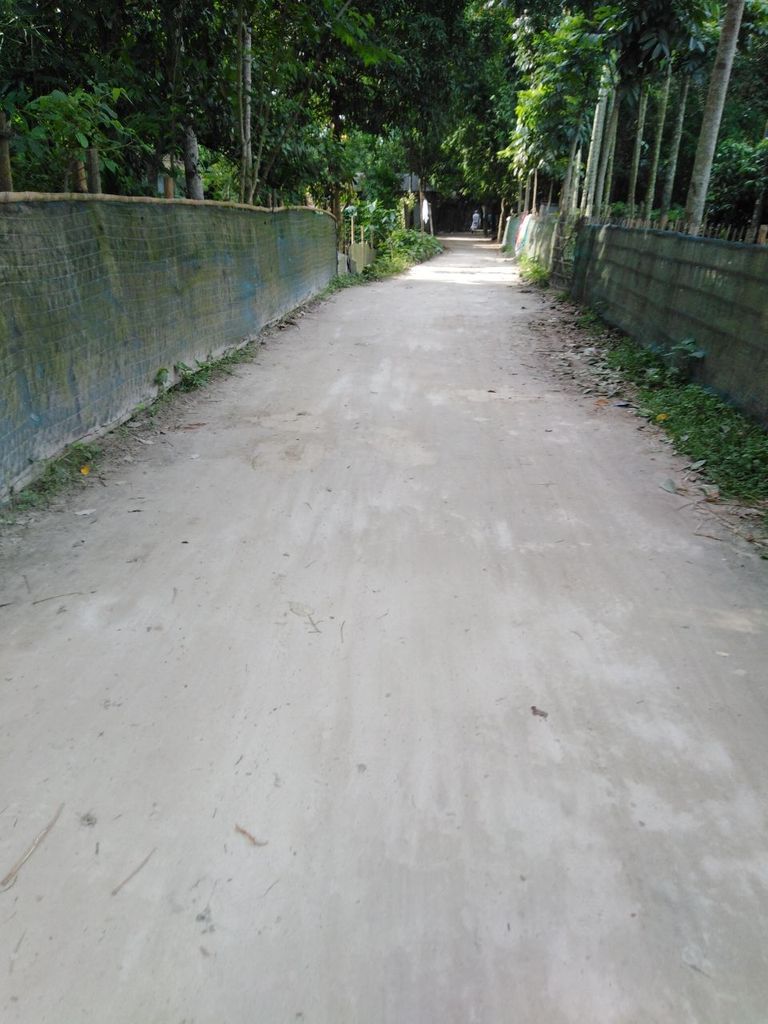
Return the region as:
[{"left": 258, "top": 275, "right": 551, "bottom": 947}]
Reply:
[{"left": 470, "top": 209, "right": 481, "bottom": 233}]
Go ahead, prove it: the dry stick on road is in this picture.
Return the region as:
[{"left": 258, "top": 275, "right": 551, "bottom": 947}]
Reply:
[
  {"left": 0, "top": 804, "right": 65, "bottom": 892},
  {"left": 111, "top": 848, "right": 157, "bottom": 897}
]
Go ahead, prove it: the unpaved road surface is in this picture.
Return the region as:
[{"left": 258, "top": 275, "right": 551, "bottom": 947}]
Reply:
[{"left": 1, "top": 237, "right": 767, "bottom": 1023}]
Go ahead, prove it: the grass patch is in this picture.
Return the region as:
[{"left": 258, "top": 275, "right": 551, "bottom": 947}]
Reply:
[
  {"left": 518, "top": 253, "right": 549, "bottom": 287},
  {"left": 605, "top": 339, "right": 768, "bottom": 502},
  {"left": 8, "top": 441, "right": 101, "bottom": 512}
]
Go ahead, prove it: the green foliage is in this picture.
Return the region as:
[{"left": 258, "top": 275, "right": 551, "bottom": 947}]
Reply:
[
  {"left": 707, "top": 138, "right": 768, "bottom": 224},
  {"left": 506, "top": 13, "right": 606, "bottom": 178},
  {"left": 518, "top": 253, "right": 550, "bottom": 287},
  {"left": 10, "top": 442, "right": 101, "bottom": 510},
  {"left": 605, "top": 339, "right": 768, "bottom": 500},
  {"left": 362, "top": 228, "right": 443, "bottom": 279},
  {"left": 9, "top": 84, "right": 140, "bottom": 191}
]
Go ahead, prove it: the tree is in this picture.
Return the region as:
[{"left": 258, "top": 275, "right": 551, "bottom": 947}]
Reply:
[{"left": 685, "top": 0, "right": 746, "bottom": 233}]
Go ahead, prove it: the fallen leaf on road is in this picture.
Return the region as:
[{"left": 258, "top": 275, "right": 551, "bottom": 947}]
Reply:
[
  {"left": 531, "top": 706, "right": 548, "bottom": 719},
  {"left": 75, "top": 508, "right": 96, "bottom": 516},
  {"left": 660, "top": 479, "right": 678, "bottom": 494},
  {"left": 136, "top": 438, "right": 154, "bottom": 446}
]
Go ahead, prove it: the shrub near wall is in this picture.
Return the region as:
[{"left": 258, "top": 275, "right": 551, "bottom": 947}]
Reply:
[
  {"left": 571, "top": 226, "right": 768, "bottom": 426},
  {"left": 0, "top": 195, "right": 337, "bottom": 500}
]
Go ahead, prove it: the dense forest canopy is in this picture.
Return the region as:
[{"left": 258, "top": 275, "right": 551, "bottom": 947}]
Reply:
[{"left": 1, "top": 1, "right": 767, "bottom": 233}]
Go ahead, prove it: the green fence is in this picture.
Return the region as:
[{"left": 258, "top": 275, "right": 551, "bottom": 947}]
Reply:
[
  {"left": 572, "top": 225, "right": 768, "bottom": 425},
  {"left": 515, "top": 213, "right": 768, "bottom": 425},
  {"left": 0, "top": 195, "right": 337, "bottom": 499}
]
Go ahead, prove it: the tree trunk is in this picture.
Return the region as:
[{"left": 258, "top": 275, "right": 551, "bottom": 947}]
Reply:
[
  {"left": 516, "top": 178, "right": 524, "bottom": 214},
  {"left": 643, "top": 64, "right": 672, "bottom": 221},
  {"left": 581, "top": 74, "right": 610, "bottom": 218},
  {"left": 685, "top": 0, "right": 746, "bottom": 234},
  {"left": 183, "top": 126, "right": 204, "bottom": 200},
  {"left": 418, "top": 187, "right": 425, "bottom": 231},
  {"left": 496, "top": 197, "right": 507, "bottom": 242},
  {"left": 241, "top": 25, "right": 253, "bottom": 203},
  {"left": 546, "top": 179, "right": 554, "bottom": 211},
  {"left": 71, "top": 159, "right": 88, "bottom": 192},
  {"left": 560, "top": 133, "right": 580, "bottom": 216},
  {"left": 0, "top": 111, "right": 13, "bottom": 192},
  {"left": 571, "top": 147, "right": 583, "bottom": 213},
  {"left": 164, "top": 174, "right": 175, "bottom": 199},
  {"left": 523, "top": 170, "right": 532, "bottom": 214},
  {"left": 531, "top": 168, "right": 538, "bottom": 214},
  {"left": 748, "top": 118, "right": 768, "bottom": 242},
  {"left": 594, "top": 89, "right": 618, "bottom": 220},
  {"left": 86, "top": 146, "right": 102, "bottom": 194},
  {"left": 628, "top": 82, "right": 649, "bottom": 216},
  {"left": 659, "top": 76, "right": 690, "bottom": 228}
]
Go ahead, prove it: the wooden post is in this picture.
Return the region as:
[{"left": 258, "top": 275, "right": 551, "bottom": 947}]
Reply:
[
  {"left": 86, "top": 146, "right": 102, "bottom": 193},
  {"left": 757, "top": 224, "right": 768, "bottom": 245},
  {"left": 0, "top": 111, "right": 13, "bottom": 192},
  {"left": 164, "top": 175, "right": 175, "bottom": 199}
]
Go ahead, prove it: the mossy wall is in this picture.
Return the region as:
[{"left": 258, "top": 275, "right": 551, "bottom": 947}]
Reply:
[
  {"left": 519, "top": 215, "right": 768, "bottom": 425},
  {"left": 0, "top": 195, "right": 337, "bottom": 499},
  {"left": 571, "top": 225, "right": 768, "bottom": 425}
]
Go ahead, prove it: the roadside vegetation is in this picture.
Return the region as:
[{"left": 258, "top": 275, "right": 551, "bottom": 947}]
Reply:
[
  {"left": 556, "top": 307, "right": 768, "bottom": 516},
  {"left": 518, "top": 254, "right": 550, "bottom": 287},
  {"left": 603, "top": 339, "right": 768, "bottom": 502}
]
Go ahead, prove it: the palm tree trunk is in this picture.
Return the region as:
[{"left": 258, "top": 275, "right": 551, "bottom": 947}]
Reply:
[
  {"left": 628, "top": 82, "right": 649, "bottom": 217},
  {"left": 241, "top": 25, "right": 253, "bottom": 203},
  {"left": 685, "top": 0, "right": 746, "bottom": 234},
  {"left": 643, "top": 63, "right": 673, "bottom": 221},
  {"left": 595, "top": 90, "right": 618, "bottom": 219},
  {"left": 581, "top": 73, "right": 610, "bottom": 218},
  {"left": 659, "top": 76, "right": 690, "bottom": 228},
  {"left": 183, "top": 126, "right": 204, "bottom": 200}
]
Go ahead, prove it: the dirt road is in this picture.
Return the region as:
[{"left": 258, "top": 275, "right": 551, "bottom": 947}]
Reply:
[{"left": 1, "top": 237, "right": 767, "bottom": 1023}]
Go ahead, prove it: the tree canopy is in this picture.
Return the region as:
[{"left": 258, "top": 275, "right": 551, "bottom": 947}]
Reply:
[{"left": 1, "top": 0, "right": 766, "bottom": 231}]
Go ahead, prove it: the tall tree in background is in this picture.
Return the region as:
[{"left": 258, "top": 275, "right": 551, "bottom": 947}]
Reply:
[{"left": 685, "top": 0, "right": 746, "bottom": 232}]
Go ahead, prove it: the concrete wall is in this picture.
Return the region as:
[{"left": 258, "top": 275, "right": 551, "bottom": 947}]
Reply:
[
  {"left": 572, "top": 225, "right": 768, "bottom": 425},
  {"left": 0, "top": 195, "right": 337, "bottom": 499}
]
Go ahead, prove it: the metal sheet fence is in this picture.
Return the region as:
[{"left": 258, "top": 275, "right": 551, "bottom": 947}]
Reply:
[{"left": 0, "top": 195, "right": 337, "bottom": 499}]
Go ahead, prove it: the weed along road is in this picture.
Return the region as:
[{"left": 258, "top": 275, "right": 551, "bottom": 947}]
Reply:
[{"left": 1, "top": 236, "right": 768, "bottom": 1023}]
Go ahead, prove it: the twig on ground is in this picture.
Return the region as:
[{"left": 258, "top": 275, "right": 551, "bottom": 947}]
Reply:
[
  {"left": 111, "top": 847, "right": 156, "bottom": 897},
  {"left": 0, "top": 804, "right": 64, "bottom": 892}
]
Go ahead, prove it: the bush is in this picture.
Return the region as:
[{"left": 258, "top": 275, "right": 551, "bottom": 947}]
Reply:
[
  {"left": 518, "top": 253, "right": 549, "bottom": 287},
  {"left": 363, "top": 228, "right": 443, "bottom": 279}
]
